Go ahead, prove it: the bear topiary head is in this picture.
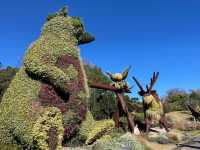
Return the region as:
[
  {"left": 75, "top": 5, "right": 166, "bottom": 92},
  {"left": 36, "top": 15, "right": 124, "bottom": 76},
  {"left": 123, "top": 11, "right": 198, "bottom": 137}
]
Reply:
[{"left": 43, "top": 6, "right": 95, "bottom": 45}]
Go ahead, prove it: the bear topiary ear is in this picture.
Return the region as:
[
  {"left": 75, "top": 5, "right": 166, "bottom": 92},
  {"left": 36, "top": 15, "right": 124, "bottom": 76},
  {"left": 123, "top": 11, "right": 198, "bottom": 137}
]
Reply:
[
  {"left": 57, "top": 6, "right": 68, "bottom": 17},
  {"left": 46, "top": 6, "right": 68, "bottom": 21}
]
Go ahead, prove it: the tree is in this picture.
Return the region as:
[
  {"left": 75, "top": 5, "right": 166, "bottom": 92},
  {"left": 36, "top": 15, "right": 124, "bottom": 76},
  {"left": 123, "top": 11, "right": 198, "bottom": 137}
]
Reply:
[
  {"left": 0, "top": 66, "right": 18, "bottom": 102},
  {"left": 188, "top": 90, "right": 200, "bottom": 108},
  {"left": 163, "top": 89, "right": 189, "bottom": 112},
  {"left": 84, "top": 63, "right": 117, "bottom": 120}
]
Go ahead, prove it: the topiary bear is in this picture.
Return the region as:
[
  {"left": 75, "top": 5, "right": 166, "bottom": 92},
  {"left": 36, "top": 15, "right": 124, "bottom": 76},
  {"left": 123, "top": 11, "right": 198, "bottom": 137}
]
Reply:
[{"left": 0, "top": 6, "right": 97, "bottom": 149}]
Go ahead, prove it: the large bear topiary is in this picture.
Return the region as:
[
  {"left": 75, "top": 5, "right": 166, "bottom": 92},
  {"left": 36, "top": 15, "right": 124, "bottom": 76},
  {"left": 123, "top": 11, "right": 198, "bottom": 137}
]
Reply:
[{"left": 0, "top": 6, "right": 97, "bottom": 149}]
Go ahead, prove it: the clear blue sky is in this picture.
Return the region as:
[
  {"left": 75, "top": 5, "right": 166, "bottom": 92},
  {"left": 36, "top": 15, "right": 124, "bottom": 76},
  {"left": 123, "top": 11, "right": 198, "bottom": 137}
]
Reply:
[{"left": 0, "top": 0, "right": 199, "bottom": 97}]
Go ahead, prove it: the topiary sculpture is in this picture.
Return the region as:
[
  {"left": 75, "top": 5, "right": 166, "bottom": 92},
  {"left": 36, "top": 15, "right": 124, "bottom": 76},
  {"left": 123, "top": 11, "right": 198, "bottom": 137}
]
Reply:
[
  {"left": 79, "top": 111, "right": 115, "bottom": 145},
  {"left": 106, "top": 66, "right": 131, "bottom": 91},
  {"left": 133, "top": 72, "right": 169, "bottom": 133},
  {"left": 0, "top": 6, "right": 95, "bottom": 149}
]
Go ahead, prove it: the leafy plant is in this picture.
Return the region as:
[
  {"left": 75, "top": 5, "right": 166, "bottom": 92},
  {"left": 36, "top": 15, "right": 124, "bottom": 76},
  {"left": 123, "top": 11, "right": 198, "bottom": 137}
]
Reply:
[{"left": 0, "top": 66, "right": 18, "bottom": 101}]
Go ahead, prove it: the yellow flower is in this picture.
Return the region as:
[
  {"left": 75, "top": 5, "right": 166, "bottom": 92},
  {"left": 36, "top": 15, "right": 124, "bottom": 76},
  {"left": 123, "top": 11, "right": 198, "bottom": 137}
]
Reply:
[
  {"left": 113, "top": 73, "right": 123, "bottom": 81},
  {"left": 143, "top": 95, "right": 154, "bottom": 105}
]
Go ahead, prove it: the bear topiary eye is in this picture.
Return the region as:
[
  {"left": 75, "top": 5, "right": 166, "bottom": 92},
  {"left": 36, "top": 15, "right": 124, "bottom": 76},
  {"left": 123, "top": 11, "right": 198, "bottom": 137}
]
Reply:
[
  {"left": 71, "top": 17, "right": 84, "bottom": 30},
  {"left": 71, "top": 17, "right": 85, "bottom": 39}
]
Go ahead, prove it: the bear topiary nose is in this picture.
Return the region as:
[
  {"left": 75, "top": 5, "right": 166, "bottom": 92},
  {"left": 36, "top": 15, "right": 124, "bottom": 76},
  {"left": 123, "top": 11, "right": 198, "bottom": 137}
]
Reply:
[{"left": 78, "top": 32, "right": 95, "bottom": 45}]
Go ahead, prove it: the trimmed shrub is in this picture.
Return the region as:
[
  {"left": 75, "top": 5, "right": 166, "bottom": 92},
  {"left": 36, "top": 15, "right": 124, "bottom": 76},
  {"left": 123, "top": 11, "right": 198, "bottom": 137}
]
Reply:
[{"left": 92, "top": 133, "right": 144, "bottom": 150}]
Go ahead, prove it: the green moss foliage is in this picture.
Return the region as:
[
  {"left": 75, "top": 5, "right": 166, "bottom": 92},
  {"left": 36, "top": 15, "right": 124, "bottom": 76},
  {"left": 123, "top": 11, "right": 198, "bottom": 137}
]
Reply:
[
  {"left": 0, "top": 70, "right": 64, "bottom": 149},
  {"left": 92, "top": 133, "right": 144, "bottom": 150},
  {"left": 32, "top": 107, "right": 64, "bottom": 150},
  {"left": 80, "top": 111, "right": 95, "bottom": 140},
  {"left": 0, "top": 144, "right": 22, "bottom": 150},
  {"left": 66, "top": 133, "right": 145, "bottom": 150},
  {"left": 144, "top": 96, "right": 163, "bottom": 121},
  {"left": 0, "top": 68, "right": 41, "bottom": 146},
  {"left": 80, "top": 111, "right": 115, "bottom": 145}
]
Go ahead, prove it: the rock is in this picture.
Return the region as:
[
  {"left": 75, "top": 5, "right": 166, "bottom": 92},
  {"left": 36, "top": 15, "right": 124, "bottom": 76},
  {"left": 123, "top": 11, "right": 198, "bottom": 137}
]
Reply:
[
  {"left": 157, "top": 135, "right": 171, "bottom": 144},
  {"left": 134, "top": 124, "right": 141, "bottom": 135},
  {"left": 148, "top": 132, "right": 160, "bottom": 139},
  {"left": 148, "top": 133, "right": 172, "bottom": 144},
  {"left": 166, "top": 129, "right": 185, "bottom": 143},
  {"left": 147, "top": 127, "right": 168, "bottom": 142},
  {"left": 150, "top": 127, "right": 167, "bottom": 134}
]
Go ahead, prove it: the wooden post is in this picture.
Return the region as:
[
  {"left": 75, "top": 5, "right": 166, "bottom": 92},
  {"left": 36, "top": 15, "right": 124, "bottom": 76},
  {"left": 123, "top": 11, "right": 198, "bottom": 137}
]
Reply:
[
  {"left": 113, "top": 110, "right": 120, "bottom": 128},
  {"left": 115, "top": 92, "right": 135, "bottom": 133}
]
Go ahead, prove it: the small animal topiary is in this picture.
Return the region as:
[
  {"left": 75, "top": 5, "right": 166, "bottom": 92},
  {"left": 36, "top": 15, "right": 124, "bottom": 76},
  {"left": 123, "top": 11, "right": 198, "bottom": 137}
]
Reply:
[
  {"left": 106, "top": 66, "right": 131, "bottom": 91},
  {"left": 0, "top": 6, "right": 95, "bottom": 149}
]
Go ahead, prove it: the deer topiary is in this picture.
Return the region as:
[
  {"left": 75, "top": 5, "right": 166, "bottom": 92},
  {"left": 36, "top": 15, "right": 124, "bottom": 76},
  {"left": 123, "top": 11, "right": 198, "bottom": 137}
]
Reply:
[{"left": 133, "top": 72, "right": 169, "bottom": 133}]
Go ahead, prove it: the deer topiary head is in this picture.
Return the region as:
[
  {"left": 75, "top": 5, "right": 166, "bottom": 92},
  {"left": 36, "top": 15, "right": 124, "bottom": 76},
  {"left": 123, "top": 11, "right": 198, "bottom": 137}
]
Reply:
[{"left": 133, "top": 72, "right": 160, "bottom": 103}]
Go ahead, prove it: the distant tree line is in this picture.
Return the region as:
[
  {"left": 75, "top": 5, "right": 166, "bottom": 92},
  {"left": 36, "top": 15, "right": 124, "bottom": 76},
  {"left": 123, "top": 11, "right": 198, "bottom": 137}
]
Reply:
[
  {"left": 0, "top": 62, "right": 143, "bottom": 120},
  {"left": 163, "top": 89, "right": 200, "bottom": 112},
  {"left": 1, "top": 62, "right": 199, "bottom": 117}
]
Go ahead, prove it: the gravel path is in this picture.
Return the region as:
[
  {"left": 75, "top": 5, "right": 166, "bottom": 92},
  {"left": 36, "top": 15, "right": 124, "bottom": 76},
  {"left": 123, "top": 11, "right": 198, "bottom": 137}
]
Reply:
[{"left": 177, "top": 136, "right": 200, "bottom": 150}]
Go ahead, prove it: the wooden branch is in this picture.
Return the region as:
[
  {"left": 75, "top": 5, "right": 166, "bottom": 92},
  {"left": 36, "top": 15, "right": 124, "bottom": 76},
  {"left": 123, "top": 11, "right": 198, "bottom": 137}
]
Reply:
[
  {"left": 89, "top": 82, "right": 118, "bottom": 91},
  {"left": 89, "top": 82, "right": 131, "bottom": 93}
]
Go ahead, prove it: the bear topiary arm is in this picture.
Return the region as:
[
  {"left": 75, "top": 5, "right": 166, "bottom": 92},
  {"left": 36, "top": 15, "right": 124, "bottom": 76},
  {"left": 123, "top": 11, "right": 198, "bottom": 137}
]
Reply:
[{"left": 24, "top": 54, "right": 71, "bottom": 94}]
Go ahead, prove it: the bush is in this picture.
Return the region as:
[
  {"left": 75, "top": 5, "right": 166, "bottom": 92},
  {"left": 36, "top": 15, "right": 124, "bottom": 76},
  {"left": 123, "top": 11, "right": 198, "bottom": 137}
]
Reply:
[
  {"left": 0, "top": 66, "right": 18, "bottom": 102},
  {"left": 163, "top": 89, "right": 189, "bottom": 112},
  {"left": 163, "top": 89, "right": 200, "bottom": 112},
  {"left": 92, "top": 133, "right": 144, "bottom": 150},
  {"left": 84, "top": 63, "right": 118, "bottom": 120},
  {"left": 0, "top": 144, "right": 21, "bottom": 150}
]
